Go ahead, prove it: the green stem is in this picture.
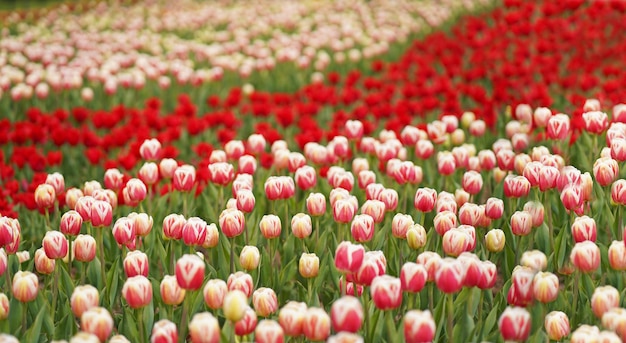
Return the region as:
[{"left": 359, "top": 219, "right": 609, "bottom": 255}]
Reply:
[
  {"left": 21, "top": 302, "right": 27, "bottom": 335},
  {"left": 137, "top": 307, "right": 146, "bottom": 343},
  {"left": 97, "top": 228, "right": 106, "bottom": 288},
  {"left": 51, "top": 262, "right": 59, "bottom": 323},
  {"left": 447, "top": 293, "right": 454, "bottom": 343},
  {"left": 179, "top": 292, "right": 191, "bottom": 343},
  {"left": 230, "top": 237, "right": 235, "bottom": 275},
  {"left": 571, "top": 271, "right": 580, "bottom": 328},
  {"left": 80, "top": 262, "right": 86, "bottom": 284},
  {"left": 5, "top": 254, "right": 12, "bottom": 290},
  {"left": 385, "top": 310, "right": 395, "bottom": 342}
]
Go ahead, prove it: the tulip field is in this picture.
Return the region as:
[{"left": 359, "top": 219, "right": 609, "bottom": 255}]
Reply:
[{"left": 3, "top": 0, "right": 626, "bottom": 341}]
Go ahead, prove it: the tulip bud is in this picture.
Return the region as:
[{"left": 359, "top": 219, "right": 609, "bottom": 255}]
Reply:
[
  {"left": 223, "top": 290, "right": 248, "bottom": 322},
  {"left": 188, "top": 312, "right": 220, "bottom": 343},
  {"left": 0, "top": 293, "right": 8, "bottom": 320},
  {"left": 400, "top": 262, "right": 427, "bottom": 293},
  {"left": 609, "top": 240, "right": 626, "bottom": 270},
  {"left": 404, "top": 310, "right": 436, "bottom": 343},
  {"left": 35, "top": 248, "right": 55, "bottom": 274},
  {"left": 510, "top": 211, "right": 532, "bottom": 236},
  {"left": 592, "top": 286, "right": 620, "bottom": 319},
  {"left": 35, "top": 184, "right": 56, "bottom": 209},
  {"left": 13, "top": 271, "right": 39, "bottom": 303},
  {"left": 182, "top": 217, "right": 208, "bottom": 247},
  {"left": 498, "top": 306, "right": 531, "bottom": 342},
  {"left": 433, "top": 211, "right": 456, "bottom": 236},
  {"left": 234, "top": 306, "right": 257, "bottom": 336},
  {"left": 291, "top": 213, "right": 312, "bottom": 239},
  {"left": 163, "top": 214, "right": 185, "bottom": 241},
  {"left": 255, "top": 319, "right": 285, "bottom": 343},
  {"left": 259, "top": 214, "right": 281, "bottom": 239},
  {"left": 240, "top": 246, "right": 261, "bottom": 271},
  {"left": 334, "top": 241, "right": 365, "bottom": 274},
  {"left": 227, "top": 272, "right": 254, "bottom": 297},
  {"left": 330, "top": 296, "right": 363, "bottom": 333},
  {"left": 175, "top": 254, "right": 205, "bottom": 290},
  {"left": 542, "top": 311, "right": 570, "bottom": 341},
  {"left": 73, "top": 234, "right": 96, "bottom": 262},
  {"left": 124, "top": 250, "right": 149, "bottom": 278},
  {"left": 485, "top": 229, "right": 505, "bottom": 252},
  {"left": 370, "top": 275, "right": 402, "bottom": 310},
  {"left": 81, "top": 307, "right": 114, "bottom": 342},
  {"left": 306, "top": 193, "right": 326, "bottom": 217},
  {"left": 406, "top": 224, "right": 427, "bottom": 250},
  {"left": 173, "top": 165, "right": 196, "bottom": 192},
  {"left": 60, "top": 210, "right": 83, "bottom": 236},
  {"left": 303, "top": 307, "right": 331, "bottom": 341},
  {"left": 299, "top": 253, "right": 320, "bottom": 278},
  {"left": 151, "top": 319, "right": 178, "bottom": 343},
  {"left": 532, "top": 272, "right": 558, "bottom": 303},
  {"left": 158, "top": 275, "right": 185, "bottom": 306},
  {"left": 90, "top": 200, "right": 112, "bottom": 228},
  {"left": 139, "top": 139, "right": 162, "bottom": 161},
  {"left": 71, "top": 285, "right": 99, "bottom": 318},
  {"left": 571, "top": 215, "right": 597, "bottom": 243},
  {"left": 122, "top": 275, "right": 152, "bottom": 309},
  {"left": 203, "top": 279, "right": 227, "bottom": 310},
  {"left": 253, "top": 287, "right": 278, "bottom": 317},
  {"left": 570, "top": 241, "right": 601, "bottom": 272},
  {"left": 520, "top": 250, "right": 547, "bottom": 272}
]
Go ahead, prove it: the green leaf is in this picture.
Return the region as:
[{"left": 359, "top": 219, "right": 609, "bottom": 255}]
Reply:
[
  {"left": 23, "top": 303, "right": 45, "bottom": 343},
  {"left": 481, "top": 305, "right": 499, "bottom": 338},
  {"left": 106, "top": 256, "right": 121, "bottom": 308}
]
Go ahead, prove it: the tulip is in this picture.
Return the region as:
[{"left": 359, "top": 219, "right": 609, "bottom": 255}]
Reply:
[
  {"left": 162, "top": 214, "right": 185, "bottom": 240},
  {"left": 219, "top": 209, "right": 245, "bottom": 238},
  {"left": 123, "top": 250, "right": 149, "bottom": 278},
  {"left": 274, "top": 302, "right": 306, "bottom": 337},
  {"left": 138, "top": 162, "right": 159, "bottom": 185},
  {"left": 442, "top": 228, "right": 472, "bottom": 257},
  {"left": 151, "top": 319, "right": 178, "bottom": 343},
  {"left": 203, "top": 279, "right": 228, "bottom": 310},
  {"left": 122, "top": 275, "right": 153, "bottom": 309},
  {"left": 291, "top": 213, "right": 312, "bottom": 239},
  {"left": 594, "top": 157, "right": 619, "bottom": 187},
  {"left": 334, "top": 241, "right": 365, "bottom": 274},
  {"left": 546, "top": 114, "right": 570, "bottom": 140},
  {"left": 404, "top": 310, "right": 436, "bottom": 343},
  {"left": 295, "top": 165, "right": 317, "bottom": 190},
  {"left": 223, "top": 290, "right": 248, "bottom": 322},
  {"left": 571, "top": 215, "right": 597, "bottom": 243},
  {"left": 544, "top": 311, "right": 570, "bottom": 341},
  {"left": 371, "top": 275, "right": 402, "bottom": 310},
  {"left": 417, "top": 251, "right": 442, "bottom": 282},
  {"left": 333, "top": 198, "right": 357, "bottom": 224},
  {"left": 437, "top": 152, "right": 456, "bottom": 176},
  {"left": 43, "top": 230, "right": 68, "bottom": 260},
  {"left": 208, "top": 162, "right": 235, "bottom": 186},
  {"left": 462, "top": 171, "right": 483, "bottom": 195},
  {"left": 175, "top": 254, "right": 205, "bottom": 290},
  {"left": 306, "top": 193, "right": 326, "bottom": 216},
  {"left": 379, "top": 189, "right": 398, "bottom": 212},
  {"left": 0, "top": 218, "right": 14, "bottom": 248},
  {"left": 240, "top": 246, "right": 261, "bottom": 271},
  {"left": 34, "top": 183, "right": 56, "bottom": 209},
  {"left": 160, "top": 275, "right": 185, "bottom": 306},
  {"left": 400, "top": 262, "right": 427, "bottom": 293},
  {"left": 498, "top": 306, "right": 531, "bottom": 342},
  {"left": 259, "top": 214, "right": 281, "bottom": 239},
  {"left": 129, "top": 212, "right": 153, "bottom": 237},
  {"left": 81, "top": 307, "right": 114, "bottom": 342},
  {"left": 339, "top": 277, "right": 364, "bottom": 296},
  {"left": 361, "top": 200, "right": 386, "bottom": 223},
  {"left": 350, "top": 214, "right": 375, "bottom": 243},
  {"left": 510, "top": 211, "right": 532, "bottom": 236},
  {"left": 414, "top": 188, "right": 437, "bottom": 213},
  {"left": 299, "top": 253, "right": 319, "bottom": 278},
  {"left": 234, "top": 306, "right": 257, "bottom": 336},
  {"left": 609, "top": 240, "right": 626, "bottom": 270},
  {"left": 520, "top": 250, "right": 547, "bottom": 271},
  {"left": 303, "top": 307, "right": 331, "bottom": 341},
  {"left": 484, "top": 229, "right": 505, "bottom": 253},
  {"left": 253, "top": 287, "right": 278, "bottom": 317},
  {"left": 433, "top": 211, "right": 456, "bottom": 236},
  {"left": 60, "top": 210, "right": 83, "bottom": 236},
  {"left": 124, "top": 178, "right": 147, "bottom": 204},
  {"left": 532, "top": 272, "right": 558, "bottom": 303},
  {"left": 255, "top": 319, "right": 285, "bottom": 343},
  {"left": 507, "top": 266, "right": 535, "bottom": 307},
  {"left": 73, "top": 234, "right": 96, "bottom": 262},
  {"left": 406, "top": 224, "right": 427, "bottom": 250},
  {"left": 458, "top": 203, "right": 481, "bottom": 227},
  {"left": 173, "top": 165, "right": 196, "bottom": 192},
  {"left": 139, "top": 138, "right": 162, "bottom": 161},
  {"left": 330, "top": 296, "right": 363, "bottom": 333},
  {"left": 227, "top": 272, "right": 254, "bottom": 297},
  {"left": 0, "top": 293, "right": 8, "bottom": 320},
  {"left": 570, "top": 241, "right": 601, "bottom": 272},
  {"left": 182, "top": 217, "right": 208, "bottom": 246},
  {"left": 503, "top": 175, "right": 530, "bottom": 198},
  {"left": 264, "top": 176, "right": 295, "bottom": 200},
  {"left": 188, "top": 312, "right": 220, "bottom": 343},
  {"left": 12, "top": 271, "right": 39, "bottom": 303},
  {"left": 354, "top": 251, "right": 386, "bottom": 286},
  {"left": 34, "top": 248, "right": 55, "bottom": 274},
  {"left": 477, "top": 261, "right": 497, "bottom": 290},
  {"left": 434, "top": 257, "right": 465, "bottom": 294},
  {"left": 592, "top": 286, "right": 620, "bottom": 319}
]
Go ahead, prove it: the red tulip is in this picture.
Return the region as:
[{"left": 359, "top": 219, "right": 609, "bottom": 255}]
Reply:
[
  {"left": 175, "top": 254, "right": 205, "bottom": 291},
  {"left": 43, "top": 230, "right": 68, "bottom": 259},
  {"left": 404, "top": 310, "right": 436, "bottom": 343},
  {"left": 498, "top": 307, "right": 531, "bottom": 342},
  {"left": 122, "top": 275, "right": 152, "bottom": 309},
  {"left": 371, "top": 275, "right": 402, "bottom": 310},
  {"left": 330, "top": 296, "right": 363, "bottom": 333},
  {"left": 152, "top": 319, "right": 178, "bottom": 343},
  {"left": 334, "top": 241, "right": 365, "bottom": 274},
  {"left": 303, "top": 308, "right": 331, "bottom": 341}
]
